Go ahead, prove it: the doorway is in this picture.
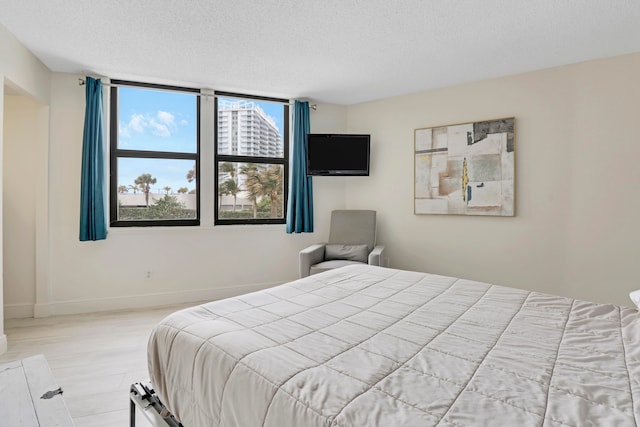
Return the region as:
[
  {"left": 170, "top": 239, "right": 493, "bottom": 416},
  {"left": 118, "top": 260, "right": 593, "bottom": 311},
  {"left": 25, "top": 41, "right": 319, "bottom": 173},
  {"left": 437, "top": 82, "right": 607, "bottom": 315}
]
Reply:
[{"left": 2, "top": 82, "right": 46, "bottom": 320}]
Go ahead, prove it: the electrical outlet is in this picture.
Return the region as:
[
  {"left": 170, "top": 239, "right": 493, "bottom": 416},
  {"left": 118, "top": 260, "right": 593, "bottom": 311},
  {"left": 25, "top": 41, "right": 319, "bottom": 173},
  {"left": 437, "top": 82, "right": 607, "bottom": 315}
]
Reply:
[{"left": 145, "top": 270, "right": 152, "bottom": 280}]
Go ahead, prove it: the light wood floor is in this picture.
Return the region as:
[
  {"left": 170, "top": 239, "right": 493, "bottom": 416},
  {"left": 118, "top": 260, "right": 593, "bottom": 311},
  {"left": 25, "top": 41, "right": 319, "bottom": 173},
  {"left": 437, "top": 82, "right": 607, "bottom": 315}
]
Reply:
[{"left": 0, "top": 303, "right": 201, "bottom": 426}]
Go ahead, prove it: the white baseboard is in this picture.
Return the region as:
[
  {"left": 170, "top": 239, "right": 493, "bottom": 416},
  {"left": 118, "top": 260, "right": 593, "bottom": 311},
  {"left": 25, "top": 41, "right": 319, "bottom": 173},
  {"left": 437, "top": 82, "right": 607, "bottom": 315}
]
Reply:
[
  {"left": 34, "top": 281, "right": 281, "bottom": 317},
  {"left": 4, "top": 303, "right": 35, "bottom": 319},
  {"left": 0, "top": 334, "right": 7, "bottom": 355},
  {"left": 33, "top": 303, "right": 51, "bottom": 318}
]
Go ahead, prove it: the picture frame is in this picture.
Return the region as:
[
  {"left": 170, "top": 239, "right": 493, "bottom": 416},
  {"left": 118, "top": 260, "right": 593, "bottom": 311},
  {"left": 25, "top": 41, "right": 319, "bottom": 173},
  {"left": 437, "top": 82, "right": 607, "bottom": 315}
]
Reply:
[{"left": 414, "top": 117, "right": 515, "bottom": 216}]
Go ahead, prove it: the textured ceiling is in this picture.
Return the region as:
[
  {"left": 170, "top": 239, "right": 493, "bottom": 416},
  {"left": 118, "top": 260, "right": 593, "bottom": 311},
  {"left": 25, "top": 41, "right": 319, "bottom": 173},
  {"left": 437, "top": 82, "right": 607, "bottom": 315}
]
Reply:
[{"left": 1, "top": 0, "right": 639, "bottom": 104}]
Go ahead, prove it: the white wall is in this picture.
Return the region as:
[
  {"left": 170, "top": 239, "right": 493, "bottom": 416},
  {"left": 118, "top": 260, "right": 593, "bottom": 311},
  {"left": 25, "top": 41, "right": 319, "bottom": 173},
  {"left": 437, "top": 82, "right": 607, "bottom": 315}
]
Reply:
[
  {"left": 43, "top": 73, "right": 348, "bottom": 315},
  {"left": 3, "top": 95, "right": 39, "bottom": 317},
  {"left": 346, "top": 52, "right": 640, "bottom": 307},
  {"left": 0, "top": 23, "right": 51, "bottom": 353}
]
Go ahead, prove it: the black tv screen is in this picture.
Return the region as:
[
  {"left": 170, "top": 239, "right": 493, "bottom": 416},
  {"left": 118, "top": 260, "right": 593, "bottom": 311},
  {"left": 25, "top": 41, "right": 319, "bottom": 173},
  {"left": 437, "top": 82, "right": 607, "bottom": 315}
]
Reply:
[{"left": 306, "top": 134, "right": 370, "bottom": 176}]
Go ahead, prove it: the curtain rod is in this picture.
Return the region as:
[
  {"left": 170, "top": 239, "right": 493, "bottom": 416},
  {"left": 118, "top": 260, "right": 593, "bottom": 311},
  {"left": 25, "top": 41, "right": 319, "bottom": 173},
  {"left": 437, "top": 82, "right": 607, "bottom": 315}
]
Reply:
[{"left": 78, "top": 78, "right": 317, "bottom": 109}]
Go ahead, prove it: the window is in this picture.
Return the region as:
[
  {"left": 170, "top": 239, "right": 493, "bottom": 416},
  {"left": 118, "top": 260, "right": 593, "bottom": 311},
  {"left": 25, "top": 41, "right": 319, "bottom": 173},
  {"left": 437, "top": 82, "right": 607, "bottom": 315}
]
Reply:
[
  {"left": 215, "top": 92, "right": 289, "bottom": 225},
  {"left": 110, "top": 81, "right": 200, "bottom": 226}
]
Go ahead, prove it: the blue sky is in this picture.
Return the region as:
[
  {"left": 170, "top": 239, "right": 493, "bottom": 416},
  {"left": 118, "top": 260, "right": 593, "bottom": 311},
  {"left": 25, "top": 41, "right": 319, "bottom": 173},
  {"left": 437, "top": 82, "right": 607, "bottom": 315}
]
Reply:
[
  {"left": 117, "top": 87, "right": 284, "bottom": 194},
  {"left": 118, "top": 87, "right": 197, "bottom": 193},
  {"left": 118, "top": 86, "right": 197, "bottom": 153},
  {"left": 260, "top": 102, "right": 285, "bottom": 134}
]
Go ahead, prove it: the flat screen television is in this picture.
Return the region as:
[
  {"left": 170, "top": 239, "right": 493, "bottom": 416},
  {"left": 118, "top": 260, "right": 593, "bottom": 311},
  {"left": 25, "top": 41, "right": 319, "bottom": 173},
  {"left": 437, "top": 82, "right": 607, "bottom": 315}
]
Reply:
[{"left": 306, "top": 134, "right": 370, "bottom": 176}]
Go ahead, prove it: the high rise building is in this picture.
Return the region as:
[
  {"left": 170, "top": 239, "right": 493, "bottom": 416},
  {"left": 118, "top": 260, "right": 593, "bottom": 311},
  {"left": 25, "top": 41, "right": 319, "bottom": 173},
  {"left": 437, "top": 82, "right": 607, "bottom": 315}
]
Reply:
[{"left": 217, "top": 100, "right": 283, "bottom": 158}]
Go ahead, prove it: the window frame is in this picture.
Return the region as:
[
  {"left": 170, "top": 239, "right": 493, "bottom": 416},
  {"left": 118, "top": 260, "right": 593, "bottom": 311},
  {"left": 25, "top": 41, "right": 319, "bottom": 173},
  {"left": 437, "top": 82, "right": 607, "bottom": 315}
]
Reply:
[
  {"left": 214, "top": 91, "right": 290, "bottom": 225},
  {"left": 109, "top": 80, "right": 201, "bottom": 227}
]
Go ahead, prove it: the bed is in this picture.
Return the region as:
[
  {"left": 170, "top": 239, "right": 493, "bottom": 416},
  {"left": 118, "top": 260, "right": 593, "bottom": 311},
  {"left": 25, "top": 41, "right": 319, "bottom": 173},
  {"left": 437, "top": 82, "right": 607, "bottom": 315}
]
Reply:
[{"left": 147, "top": 264, "right": 640, "bottom": 426}]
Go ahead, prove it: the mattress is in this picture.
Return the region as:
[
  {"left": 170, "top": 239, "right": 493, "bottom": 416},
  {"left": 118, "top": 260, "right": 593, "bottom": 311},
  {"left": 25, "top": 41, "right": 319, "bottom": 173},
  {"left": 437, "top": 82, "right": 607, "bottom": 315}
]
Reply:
[{"left": 147, "top": 265, "right": 640, "bottom": 426}]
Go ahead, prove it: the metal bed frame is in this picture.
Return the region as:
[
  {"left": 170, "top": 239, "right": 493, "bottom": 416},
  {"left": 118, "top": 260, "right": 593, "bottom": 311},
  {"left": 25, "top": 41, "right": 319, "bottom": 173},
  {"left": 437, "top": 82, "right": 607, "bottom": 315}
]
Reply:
[{"left": 129, "top": 382, "right": 183, "bottom": 427}]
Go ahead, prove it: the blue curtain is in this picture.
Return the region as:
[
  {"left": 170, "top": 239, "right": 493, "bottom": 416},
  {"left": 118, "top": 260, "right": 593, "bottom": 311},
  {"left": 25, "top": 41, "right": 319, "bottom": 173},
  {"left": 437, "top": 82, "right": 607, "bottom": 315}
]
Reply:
[
  {"left": 79, "top": 77, "right": 107, "bottom": 241},
  {"left": 286, "top": 101, "right": 313, "bottom": 233}
]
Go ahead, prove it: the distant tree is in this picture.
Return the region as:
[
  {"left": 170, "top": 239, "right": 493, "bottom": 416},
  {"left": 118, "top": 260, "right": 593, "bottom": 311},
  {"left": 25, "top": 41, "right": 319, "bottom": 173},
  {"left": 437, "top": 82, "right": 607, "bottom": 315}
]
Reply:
[
  {"left": 220, "top": 162, "right": 236, "bottom": 179},
  {"left": 218, "top": 182, "right": 228, "bottom": 209},
  {"left": 119, "top": 195, "right": 194, "bottom": 221},
  {"left": 257, "top": 196, "right": 272, "bottom": 216},
  {"left": 186, "top": 163, "right": 196, "bottom": 183},
  {"left": 163, "top": 186, "right": 171, "bottom": 194},
  {"left": 225, "top": 179, "right": 241, "bottom": 212},
  {"left": 240, "top": 164, "right": 260, "bottom": 218},
  {"left": 261, "top": 164, "right": 283, "bottom": 217},
  {"left": 188, "top": 189, "right": 196, "bottom": 194},
  {"left": 177, "top": 187, "right": 188, "bottom": 194},
  {"left": 220, "top": 179, "right": 241, "bottom": 212},
  {"left": 134, "top": 173, "right": 157, "bottom": 207},
  {"left": 148, "top": 195, "right": 190, "bottom": 219},
  {"left": 218, "top": 162, "right": 240, "bottom": 212},
  {"left": 128, "top": 184, "right": 138, "bottom": 194},
  {"left": 118, "top": 185, "right": 129, "bottom": 194},
  {"left": 239, "top": 163, "right": 283, "bottom": 218}
]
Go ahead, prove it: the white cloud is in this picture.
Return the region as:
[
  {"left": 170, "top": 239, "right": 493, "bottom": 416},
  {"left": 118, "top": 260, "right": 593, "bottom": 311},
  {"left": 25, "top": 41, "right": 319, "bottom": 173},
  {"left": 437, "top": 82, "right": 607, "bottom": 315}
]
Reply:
[
  {"left": 149, "top": 119, "right": 171, "bottom": 138},
  {"left": 119, "top": 113, "right": 147, "bottom": 138},
  {"left": 157, "top": 111, "right": 175, "bottom": 126},
  {"left": 119, "top": 111, "right": 178, "bottom": 138},
  {"left": 129, "top": 113, "right": 146, "bottom": 133},
  {"left": 180, "top": 119, "right": 188, "bottom": 126}
]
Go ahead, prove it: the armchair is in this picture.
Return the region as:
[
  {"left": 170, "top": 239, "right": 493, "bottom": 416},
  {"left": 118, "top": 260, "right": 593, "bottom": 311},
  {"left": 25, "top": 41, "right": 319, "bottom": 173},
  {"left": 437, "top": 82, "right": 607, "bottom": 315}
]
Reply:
[{"left": 299, "top": 210, "right": 385, "bottom": 278}]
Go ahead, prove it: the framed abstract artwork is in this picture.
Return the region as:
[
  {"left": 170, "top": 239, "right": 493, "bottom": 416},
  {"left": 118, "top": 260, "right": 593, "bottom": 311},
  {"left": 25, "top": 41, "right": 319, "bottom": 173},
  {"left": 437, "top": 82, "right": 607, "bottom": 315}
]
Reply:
[{"left": 414, "top": 117, "right": 515, "bottom": 216}]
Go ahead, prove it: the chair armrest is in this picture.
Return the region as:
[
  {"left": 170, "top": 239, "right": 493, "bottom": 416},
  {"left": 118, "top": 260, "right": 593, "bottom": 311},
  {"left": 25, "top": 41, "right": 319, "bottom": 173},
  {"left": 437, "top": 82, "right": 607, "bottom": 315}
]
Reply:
[
  {"left": 299, "top": 244, "right": 326, "bottom": 278},
  {"left": 368, "top": 245, "right": 386, "bottom": 266}
]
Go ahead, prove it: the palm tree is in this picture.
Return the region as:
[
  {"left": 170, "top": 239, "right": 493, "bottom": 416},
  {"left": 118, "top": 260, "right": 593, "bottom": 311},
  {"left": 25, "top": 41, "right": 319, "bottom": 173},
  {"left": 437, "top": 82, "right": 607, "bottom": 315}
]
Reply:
[
  {"left": 163, "top": 186, "right": 171, "bottom": 195},
  {"left": 218, "top": 182, "right": 229, "bottom": 210},
  {"left": 186, "top": 163, "right": 196, "bottom": 183},
  {"left": 134, "top": 173, "right": 157, "bottom": 207},
  {"left": 177, "top": 187, "right": 188, "bottom": 195},
  {"left": 240, "top": 164, "right": 261, "bottom": 218},
  {"left": 128, "top": 184, "right": 138, "bottom": 194},
  {"left": 219, "top": 162, "right": 240, "bottom": 212},
  {"left": 219, "top": 162, "right": 236, "bottom": 180},
  {"left": 261, "top": 165, "right": 283, "bottom": 217},
  {"left": 220, "top": 179, "right": 241, "bottom": 212},
  {"left": 118, "top": 185, "right": 129, "bottom": 194},
  {"left": 239, "top": 164, "right": 283, "bottom": 218}
]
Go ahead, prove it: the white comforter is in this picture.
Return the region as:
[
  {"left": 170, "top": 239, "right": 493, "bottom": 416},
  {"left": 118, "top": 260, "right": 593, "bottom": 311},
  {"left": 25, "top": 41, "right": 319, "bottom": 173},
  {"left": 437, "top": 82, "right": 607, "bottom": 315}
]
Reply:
[{"left": 148, "top": 265, "right": 640, "bottom": 426}]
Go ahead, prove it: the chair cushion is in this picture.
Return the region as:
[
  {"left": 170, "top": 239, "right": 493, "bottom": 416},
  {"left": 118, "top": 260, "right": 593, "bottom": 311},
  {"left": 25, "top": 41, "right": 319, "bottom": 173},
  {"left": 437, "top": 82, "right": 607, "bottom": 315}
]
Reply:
[
  {"left": 328, "top": 210, "right": 376, "bottom": 253},
  {"left": 324, "top": 244, "right": 369, "bottom": 263},
  {"left": 310, "top": 260, "right": 365, "bottom": 275}
]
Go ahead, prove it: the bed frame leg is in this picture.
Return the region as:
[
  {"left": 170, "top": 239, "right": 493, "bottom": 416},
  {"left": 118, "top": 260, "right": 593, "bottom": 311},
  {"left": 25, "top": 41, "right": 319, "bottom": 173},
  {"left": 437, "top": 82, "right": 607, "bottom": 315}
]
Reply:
[
  {"left": 130, "top": 382, "right": 184, "bottom": 427},
  {"left": 130, "top": 393, "right": 136, "bottom": 427}
]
